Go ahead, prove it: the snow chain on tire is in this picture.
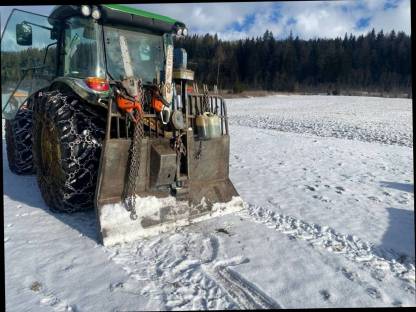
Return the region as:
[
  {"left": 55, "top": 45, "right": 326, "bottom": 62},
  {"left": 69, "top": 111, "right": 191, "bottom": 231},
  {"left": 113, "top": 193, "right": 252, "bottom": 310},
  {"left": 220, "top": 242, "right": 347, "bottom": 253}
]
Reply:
[
  {"left": 32, "top": 89, "right": 105, "bottom": 213},
  {"left": 5, "top": 101, "right": 35, "bottom": 175},
  {"left": 122, "top": 86, "right": 145, "bottom": 220}
]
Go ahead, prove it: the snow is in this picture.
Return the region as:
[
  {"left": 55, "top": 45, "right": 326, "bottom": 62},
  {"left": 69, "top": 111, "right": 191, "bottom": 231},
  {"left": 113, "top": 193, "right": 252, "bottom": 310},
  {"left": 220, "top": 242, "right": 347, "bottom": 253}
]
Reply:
[
  {"left": 228, "top": 95, "right": 412, "bottom": 147},
  {"left": 99, "top": 196, "right": 244, "bottom": 247},
  {"left": 3, "top": 94, "right": 414, "bottom": 310}
]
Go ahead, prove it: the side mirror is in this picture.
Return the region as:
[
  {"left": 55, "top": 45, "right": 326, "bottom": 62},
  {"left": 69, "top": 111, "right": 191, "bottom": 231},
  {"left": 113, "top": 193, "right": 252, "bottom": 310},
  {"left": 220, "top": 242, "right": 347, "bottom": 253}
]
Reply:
[{"left": 16, "top": 22, "right": 32, "bottom": 46}]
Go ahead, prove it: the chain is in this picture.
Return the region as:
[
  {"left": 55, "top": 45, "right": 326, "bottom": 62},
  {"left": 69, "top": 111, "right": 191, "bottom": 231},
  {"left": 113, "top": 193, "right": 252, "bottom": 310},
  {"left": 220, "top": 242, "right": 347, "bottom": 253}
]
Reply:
[
  {"left": 173, "top": 133, "right": 186, "bottom": 188},
  {"left": 174, "top": 133, "right": 186, "bottom": 157},
  {"left": 122, "top": 83, "right": 145, "bottom": 220},
  {"left": 201, "top": 84, "right": 210, "bottom": 113},
  {"left": 196, "top": 85, "right": 207, "bottom": 160},
  {"left": 36, "top": 91, "right": 105, "bottom": 212},
  {"left": 195, "top": 141, "right": 202, "bottom": 160}
]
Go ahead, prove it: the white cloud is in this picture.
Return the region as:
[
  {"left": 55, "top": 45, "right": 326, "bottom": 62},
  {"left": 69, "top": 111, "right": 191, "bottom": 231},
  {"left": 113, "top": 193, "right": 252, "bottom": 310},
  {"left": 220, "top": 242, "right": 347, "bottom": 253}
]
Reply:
[
  {"left": 0, "top": 2, "right": 411, "bottom": 41},
  {"left": 277, "top": 2, "right": 362, "bottom": 39},
  {"left": 135, "top": 2, "right": 275, "bottom": 34},
  {"left": 137, "top": 1, "right": 411, "bottom": 40},
  {"left": 235, "top": 0, "right": 409, "bottom": 40},
  {"left": 370, "top": 0, "right": 411, "bottom": 34},
  {"left": 363, "top": 0, "right": 387, "bottom": 10}
]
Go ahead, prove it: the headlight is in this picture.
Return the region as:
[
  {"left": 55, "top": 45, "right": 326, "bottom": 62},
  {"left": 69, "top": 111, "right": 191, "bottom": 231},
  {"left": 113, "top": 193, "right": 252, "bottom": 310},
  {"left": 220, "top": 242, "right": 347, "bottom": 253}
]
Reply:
[
  {"left": 81, "top": 5, "right": 91, "bottom": 16},
  {"left": 182, "top": 28, "right": 188, "bottom": 36},
  {"left": 176, "top": 28, "right": 183, "bottom": 36},
  {"left": 91, "top": 6, "right": 101, "bottom": 19}
]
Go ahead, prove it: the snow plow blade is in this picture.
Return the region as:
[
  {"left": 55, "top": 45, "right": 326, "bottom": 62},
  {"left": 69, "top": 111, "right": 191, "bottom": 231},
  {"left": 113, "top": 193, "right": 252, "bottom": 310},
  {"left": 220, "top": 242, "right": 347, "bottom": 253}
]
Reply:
[{"left": 95, "top": 133, "right": 244, "bottom": 247}]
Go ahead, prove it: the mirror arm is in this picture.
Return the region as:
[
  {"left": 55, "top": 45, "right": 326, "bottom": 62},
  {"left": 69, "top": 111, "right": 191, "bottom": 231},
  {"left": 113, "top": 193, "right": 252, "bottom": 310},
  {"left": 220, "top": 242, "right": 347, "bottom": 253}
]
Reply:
[
  {"left": 42, "top": 42, "right": 57, "bottom": 64},
  {"left": 2, "top": 63, "right": 48, "bottom": 116},
  {"left": 2, "top": 70, "right": 30, "bottom": 114}
]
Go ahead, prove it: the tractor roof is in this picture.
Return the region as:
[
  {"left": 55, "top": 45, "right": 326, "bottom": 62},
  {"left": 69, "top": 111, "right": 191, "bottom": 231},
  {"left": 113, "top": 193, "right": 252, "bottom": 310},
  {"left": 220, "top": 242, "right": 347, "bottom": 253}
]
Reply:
[{"left": 49, "top": 4, "right": 186, "bottom": 34}]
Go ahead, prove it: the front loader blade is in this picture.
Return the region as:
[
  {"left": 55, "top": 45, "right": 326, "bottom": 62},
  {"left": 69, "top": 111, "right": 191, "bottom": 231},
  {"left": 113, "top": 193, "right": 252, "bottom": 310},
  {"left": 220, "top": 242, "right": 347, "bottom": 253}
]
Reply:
[
  {"left": 95, "top": 135, "right": 244, "bottom": 247},
  {"left": 98, "top": 194, "right": 244, "bottom": 247}
]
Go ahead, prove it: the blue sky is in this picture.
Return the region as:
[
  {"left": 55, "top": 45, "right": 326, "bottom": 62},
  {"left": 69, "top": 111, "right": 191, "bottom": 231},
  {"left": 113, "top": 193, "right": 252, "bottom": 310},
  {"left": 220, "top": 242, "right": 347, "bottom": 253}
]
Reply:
[{"left": 0, "top": 1, "right": 411, "bottom": 40}]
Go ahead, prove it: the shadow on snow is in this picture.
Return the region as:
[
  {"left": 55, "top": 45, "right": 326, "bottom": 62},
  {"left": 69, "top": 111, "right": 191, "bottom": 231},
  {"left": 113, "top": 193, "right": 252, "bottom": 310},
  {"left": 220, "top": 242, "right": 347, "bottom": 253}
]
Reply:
[
  {"left": 3, "top": 142, "right": 99, "bottom": 243},
  {"left": 380, "top": 181, "right": 414, "bottom": 193},
  {"left": 376, "top": 207, "right": 415, "bottom": 259}
]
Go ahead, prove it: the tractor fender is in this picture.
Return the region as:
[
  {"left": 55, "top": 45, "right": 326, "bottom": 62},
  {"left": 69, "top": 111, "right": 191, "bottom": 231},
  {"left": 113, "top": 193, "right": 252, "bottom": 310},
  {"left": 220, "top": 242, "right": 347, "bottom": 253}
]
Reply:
[{"left": 49, "top": 77, "right": 110, "bottom": 109}]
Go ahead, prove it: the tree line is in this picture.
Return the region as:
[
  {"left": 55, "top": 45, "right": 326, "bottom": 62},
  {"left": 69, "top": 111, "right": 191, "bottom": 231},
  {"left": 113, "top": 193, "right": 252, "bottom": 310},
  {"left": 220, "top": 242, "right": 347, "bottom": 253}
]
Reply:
[
  {"left": 174, "top": 29, "right": 411, "bottom": 95},
  {"left": 2, "top": 29, "right": 411, "bottom": 96},
  {"left": 1, "top": 46, "right": 56, "bottom": 91}
]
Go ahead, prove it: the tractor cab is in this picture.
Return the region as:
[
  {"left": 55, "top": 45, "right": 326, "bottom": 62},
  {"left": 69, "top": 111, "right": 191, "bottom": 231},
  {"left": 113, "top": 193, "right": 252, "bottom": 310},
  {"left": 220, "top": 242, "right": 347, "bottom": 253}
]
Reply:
[{"left": 2, "top": 5, "right": 187, "bottom": 117}]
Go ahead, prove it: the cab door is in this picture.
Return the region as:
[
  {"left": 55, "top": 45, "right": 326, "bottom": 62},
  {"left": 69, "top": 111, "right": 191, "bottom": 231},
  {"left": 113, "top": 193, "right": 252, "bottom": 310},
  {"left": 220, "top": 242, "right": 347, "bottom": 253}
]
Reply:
[{"left": 1, "top": 9, "right": 59, "bottom": 119}]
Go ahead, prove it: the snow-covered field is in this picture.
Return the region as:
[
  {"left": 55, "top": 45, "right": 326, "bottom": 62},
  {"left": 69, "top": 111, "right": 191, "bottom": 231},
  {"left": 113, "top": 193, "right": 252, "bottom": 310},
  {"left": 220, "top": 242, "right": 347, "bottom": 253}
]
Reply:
[{"left": 3, "top": 95, "right": 414, "bottom": 310}]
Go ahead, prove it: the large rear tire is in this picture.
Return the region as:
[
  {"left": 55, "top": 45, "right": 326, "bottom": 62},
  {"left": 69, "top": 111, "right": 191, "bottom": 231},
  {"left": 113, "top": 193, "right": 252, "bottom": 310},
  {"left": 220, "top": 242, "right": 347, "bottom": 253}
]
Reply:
[
  {"left": 32, "top": 89, "right": 106, "bottom": 212},
  {"left": 5, "top": 102, "right": 35, "bottom": 175}
]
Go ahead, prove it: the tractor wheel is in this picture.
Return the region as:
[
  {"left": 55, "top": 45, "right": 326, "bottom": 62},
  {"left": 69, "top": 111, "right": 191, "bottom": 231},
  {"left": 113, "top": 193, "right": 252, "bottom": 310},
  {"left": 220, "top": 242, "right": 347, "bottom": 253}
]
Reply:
[
  {"left": 32, "top": 89, "right": 106, "bottom": 213},
  {"left": 5, "top": 103, "right": 35, "bottom": 175}
]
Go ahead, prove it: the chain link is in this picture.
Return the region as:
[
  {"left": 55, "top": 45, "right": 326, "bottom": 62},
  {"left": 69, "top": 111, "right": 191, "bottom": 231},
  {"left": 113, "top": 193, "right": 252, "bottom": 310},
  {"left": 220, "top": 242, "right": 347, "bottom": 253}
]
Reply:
[
  {"left": 122, "top": 83, "right": 145, "bottom": 220},
  {"left": 174, "top": 133, "right": 186, "bottom": 156},
  {"left": 33, "top": 90, "right": 105, "bottom": 212},
  {"left": 202, "top": 87, "right": 209, "bottom": 113},
  {"left": 195, "top": 141, "right": 203, "bottom": 160}
]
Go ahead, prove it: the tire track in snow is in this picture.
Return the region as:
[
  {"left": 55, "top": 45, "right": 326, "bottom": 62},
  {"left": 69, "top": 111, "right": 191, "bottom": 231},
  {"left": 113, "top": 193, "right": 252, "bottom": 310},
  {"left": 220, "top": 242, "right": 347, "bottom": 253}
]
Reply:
[
  {"left": 339, "top": 266, "right": 383, "bottom": 301},
  {"left": 240, "top": 204, "right": 415, "bottom": 295},
  {"left": 229, "top": 115, "right": 412, "bottom": 147},
  {"left": 29, "top": 280, "right": 76, "bottom": 312},
  {"left": 207, "top": 257, "right": 281, "bottom": 309},
  {"left": 109, "top": 232, "right": 282, "bottom": 310},
  {"left": 39, "top": 293, "right": 76, "bottom": 312}
]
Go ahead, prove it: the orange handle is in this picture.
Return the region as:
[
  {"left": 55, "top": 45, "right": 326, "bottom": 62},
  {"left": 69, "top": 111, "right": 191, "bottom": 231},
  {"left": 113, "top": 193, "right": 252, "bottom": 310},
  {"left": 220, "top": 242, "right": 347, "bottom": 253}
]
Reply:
[
  {"left": 151, "top": 97, "right": 164, "bottom": 113},
  {"left": 117, "top": 95, "right": 143, "bottom": 114}
]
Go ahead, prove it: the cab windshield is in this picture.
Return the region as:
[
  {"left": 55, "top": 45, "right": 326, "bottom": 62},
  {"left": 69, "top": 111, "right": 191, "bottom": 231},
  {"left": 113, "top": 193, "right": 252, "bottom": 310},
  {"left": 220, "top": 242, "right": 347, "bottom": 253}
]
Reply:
[{"left": 103, "top": 25, "right": 164, "bottom": 84}]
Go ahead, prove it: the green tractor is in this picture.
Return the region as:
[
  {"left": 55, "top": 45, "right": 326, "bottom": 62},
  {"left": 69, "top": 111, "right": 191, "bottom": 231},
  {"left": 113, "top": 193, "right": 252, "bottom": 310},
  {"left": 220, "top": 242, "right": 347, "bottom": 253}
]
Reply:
[{"left": 1, "top": 4, "right": 243, "bottom": 246}]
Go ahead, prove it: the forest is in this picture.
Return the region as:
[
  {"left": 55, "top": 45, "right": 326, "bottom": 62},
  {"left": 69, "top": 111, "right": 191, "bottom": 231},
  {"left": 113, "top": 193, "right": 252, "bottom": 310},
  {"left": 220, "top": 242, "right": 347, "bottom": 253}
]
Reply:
[{"left": 174, "top": 29, "right": 411, "bottom": 96}]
